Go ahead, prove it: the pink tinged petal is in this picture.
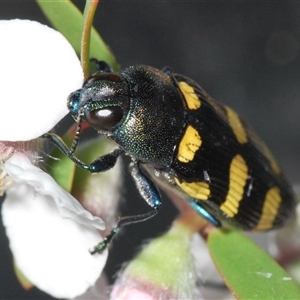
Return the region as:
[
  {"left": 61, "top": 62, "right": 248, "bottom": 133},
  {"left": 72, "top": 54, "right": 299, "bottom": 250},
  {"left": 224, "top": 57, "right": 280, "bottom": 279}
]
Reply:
[
  {"left": 267, "top": 202, "right": 300, "bottom": 266},
  {"left": 2, "top": 155, "right": 108, "bottom": 298},
  {"left": 4, "top": 153, "right": 104, "bottom": 229},
  {"left": 111, "top": 285, "right": 155, "bottom": 300},
  {"left": 0, "top": 19, "right": 84, "bottom": 141}
]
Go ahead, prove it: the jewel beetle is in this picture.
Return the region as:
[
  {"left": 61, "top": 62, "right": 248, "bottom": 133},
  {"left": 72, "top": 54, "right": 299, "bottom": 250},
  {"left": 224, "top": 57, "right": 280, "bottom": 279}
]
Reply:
[{"left": 44, "top": 61, "right": 296, "bottom": 254}]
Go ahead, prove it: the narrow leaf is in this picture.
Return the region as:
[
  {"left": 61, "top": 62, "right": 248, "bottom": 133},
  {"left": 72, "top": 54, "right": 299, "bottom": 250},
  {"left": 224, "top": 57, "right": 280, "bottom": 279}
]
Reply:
[
  {"left": 208, "top": 229, "right": 300, "bottom": 299},
  {"left": 36, "top": 0, "right": 118, "bottom": 70}
]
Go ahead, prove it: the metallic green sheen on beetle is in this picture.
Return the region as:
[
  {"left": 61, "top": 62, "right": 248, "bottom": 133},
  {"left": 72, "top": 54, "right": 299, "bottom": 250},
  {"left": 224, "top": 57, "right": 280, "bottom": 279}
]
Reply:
[{"left": 44, "top": 61, "right": 296, "bottom": 253}]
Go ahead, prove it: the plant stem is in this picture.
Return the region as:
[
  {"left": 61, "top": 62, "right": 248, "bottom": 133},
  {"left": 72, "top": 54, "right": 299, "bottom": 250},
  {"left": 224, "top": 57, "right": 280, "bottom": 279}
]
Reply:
[{"left": 81, "top": 0, "right": 100, "bottom": 78}]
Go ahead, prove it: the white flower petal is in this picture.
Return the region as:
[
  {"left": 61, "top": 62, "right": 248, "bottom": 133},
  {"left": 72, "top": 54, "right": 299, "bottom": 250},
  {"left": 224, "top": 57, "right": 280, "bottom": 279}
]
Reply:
[
  {"left": 4, "top": 153, "right": 104, "bottom": 229},
  {"left": 75, "top": 273, "right": 109, "bottom": 300},
  {"left": 2, "top": 182, "right": 108, "bottom": 299},
  {"left": 0, "top": 19, "right": 83, "bottom": 141}
]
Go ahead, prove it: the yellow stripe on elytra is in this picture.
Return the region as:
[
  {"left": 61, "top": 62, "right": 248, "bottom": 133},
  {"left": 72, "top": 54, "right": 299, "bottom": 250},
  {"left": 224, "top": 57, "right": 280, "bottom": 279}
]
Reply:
[
  {"left": 225, "top": 106, "right": 248, "bottom": 144},
  {"left": 177, "top": 125, "right": 202, "bottom": 163},
  {"left": 175, "top": 177, "right": 210, "bottom": 200},
  {"left": 220, "top": 154, "right": 248, "bottom": 217},
  {"left": 254, "top": 187, "right": 282, "bottom": 231},
  {"left": 178, "top": 81, "right": 201, "bottom": 110}
]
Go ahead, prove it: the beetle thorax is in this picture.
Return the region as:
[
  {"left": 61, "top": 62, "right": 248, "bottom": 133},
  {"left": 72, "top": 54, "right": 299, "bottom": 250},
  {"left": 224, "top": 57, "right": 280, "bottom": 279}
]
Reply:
[{"left": 112, "top": 66, "right": 185, "bottom": 166}]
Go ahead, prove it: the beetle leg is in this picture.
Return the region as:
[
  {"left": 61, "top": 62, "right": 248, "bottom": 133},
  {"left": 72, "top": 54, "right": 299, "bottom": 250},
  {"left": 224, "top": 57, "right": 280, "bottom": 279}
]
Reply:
[
  {"left": 161, "top": 66, "right": 173, "bottom": 74},
  {"left": 189, "top": 201, "right": 221, "bottom": 227},
  {"left": 88, "top": 148, "right": 123, "bottom": 172},
  {"left": 130, "top": 161, "right": 162, "bottom": 210},
  {"left": 90, "top": 58, "right": 114, "bottom": 72},
  {"left": 91, "top": 161, "right": 162, "bottom": 254},
  {"left": 43, "top": 132, "right": 123, "bottom": 173}
]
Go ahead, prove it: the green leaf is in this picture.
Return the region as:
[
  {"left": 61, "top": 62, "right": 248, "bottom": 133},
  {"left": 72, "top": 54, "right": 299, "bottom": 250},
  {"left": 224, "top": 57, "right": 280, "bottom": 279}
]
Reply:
[
  {"left": 36, "top": 0, "right": 118, "bottom": 70},
  {"left": 208, "top": 229, "right": 300, "bottom": 299}
]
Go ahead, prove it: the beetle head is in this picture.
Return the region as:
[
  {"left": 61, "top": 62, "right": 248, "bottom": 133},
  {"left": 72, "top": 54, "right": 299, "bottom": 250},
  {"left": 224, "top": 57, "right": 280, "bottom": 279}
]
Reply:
[{"left": 67, "top": 72, "right": 130, "bottom": 133}]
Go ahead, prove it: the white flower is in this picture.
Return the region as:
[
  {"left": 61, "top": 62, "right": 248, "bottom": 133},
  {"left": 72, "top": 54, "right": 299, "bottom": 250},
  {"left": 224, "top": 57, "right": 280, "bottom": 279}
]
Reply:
[
  {"left": 0, "top": 19, "right": 83, "bottom": 141},
  {"left": 0, "top": 19, "right": 109, "bottom": 299},
  {"left": 2, "top": 153, "right": 108, "bottom": 299}
]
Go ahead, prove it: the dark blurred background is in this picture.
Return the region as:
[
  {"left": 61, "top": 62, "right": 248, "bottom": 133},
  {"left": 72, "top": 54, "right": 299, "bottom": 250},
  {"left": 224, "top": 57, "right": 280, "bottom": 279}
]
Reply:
[{"left": 1, "top": 1, "right": 300, "bottom": 299}]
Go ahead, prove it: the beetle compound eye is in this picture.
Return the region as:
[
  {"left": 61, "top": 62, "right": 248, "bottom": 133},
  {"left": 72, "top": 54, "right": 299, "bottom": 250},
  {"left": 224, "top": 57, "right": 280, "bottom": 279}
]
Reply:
[
  {"left": 67, "top": 91, "right": 81, "bottom": 116},
  {"left": 86, "top": 106, "right": 124, "bottom": 131}
]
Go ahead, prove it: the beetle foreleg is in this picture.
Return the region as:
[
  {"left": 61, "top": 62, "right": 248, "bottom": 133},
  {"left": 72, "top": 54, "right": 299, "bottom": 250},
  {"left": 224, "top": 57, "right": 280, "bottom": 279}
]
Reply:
[
  {"left": 43, "top": 132, "right": 90, "bottom": 170},
  {"left": 89, "top": 148, "right": 124, "bottom": 173},
  {"left": 43, "top": 132, "right": 123, "bottom": 173}
]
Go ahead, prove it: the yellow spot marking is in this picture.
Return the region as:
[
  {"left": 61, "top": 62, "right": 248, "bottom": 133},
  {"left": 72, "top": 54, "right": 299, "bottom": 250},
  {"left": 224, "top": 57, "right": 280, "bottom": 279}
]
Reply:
[
  {"left": 178, "top": 81, "right": 201, "bottom": 110},
  {"left": 177, "top": 125, "right": 202, "bottom": 163},
  {"left": 220, "top": 155, "right": 248, "bottom": 217},
  {"left": 255, "top": 187, "right": 282, "bottom": 231},
  {"left": 225, "top": 106, "right": 248, "bottom": 144},
  {"left": 175, "top": 177, "right": 210, "bottom": 200}
]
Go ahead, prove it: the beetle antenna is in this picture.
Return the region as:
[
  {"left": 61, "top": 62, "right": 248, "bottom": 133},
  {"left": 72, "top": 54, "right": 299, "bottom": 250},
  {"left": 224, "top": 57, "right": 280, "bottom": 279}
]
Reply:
[{"left": 69, "top": 118, "right": 82, "bottom": 155}]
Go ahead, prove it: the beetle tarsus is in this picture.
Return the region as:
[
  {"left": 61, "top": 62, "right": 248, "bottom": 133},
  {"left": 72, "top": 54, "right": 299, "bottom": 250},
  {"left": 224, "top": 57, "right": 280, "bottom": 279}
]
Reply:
[
  {"left": 90, "top": 207, "right": 159, "bottom": 254},
  {"left": 90, "top": 228, "right": 118, "bottom": 255},
  {"left": 90, "top": 58, "right": 114, "bottom": 73}
]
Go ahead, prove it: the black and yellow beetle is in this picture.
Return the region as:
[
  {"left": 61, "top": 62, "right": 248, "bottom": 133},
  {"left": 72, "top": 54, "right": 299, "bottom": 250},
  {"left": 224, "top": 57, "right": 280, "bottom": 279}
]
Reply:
[{"left": 44, "top": 61, "right": 296, "bottom": 254}]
